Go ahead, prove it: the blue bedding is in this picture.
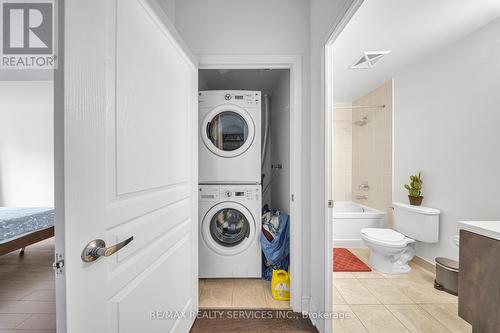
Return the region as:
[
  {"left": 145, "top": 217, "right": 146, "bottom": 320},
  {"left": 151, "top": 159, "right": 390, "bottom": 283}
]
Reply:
[{"left": 0, "top": 207, "right": 54, "bottom": 244}]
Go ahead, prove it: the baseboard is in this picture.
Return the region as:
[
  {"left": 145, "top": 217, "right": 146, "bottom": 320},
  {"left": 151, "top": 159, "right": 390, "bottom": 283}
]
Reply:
[
  {"left": 412, "top": 255, "right": 436, "bottom": 274},
  {"left": 333, "top": 239, "right": 364, "bottom": 248},
  {"left": 301, "top": 296, "right": 311, "bottom": 313},
  {"left": 308, "top": 297, "right": 318, "bottom": 328}
]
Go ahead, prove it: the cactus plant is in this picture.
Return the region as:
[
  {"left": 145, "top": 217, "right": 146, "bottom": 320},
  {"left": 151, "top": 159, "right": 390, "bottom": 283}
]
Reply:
[{"left": 404, "top": 172, "right": 423, "bottom": 205}]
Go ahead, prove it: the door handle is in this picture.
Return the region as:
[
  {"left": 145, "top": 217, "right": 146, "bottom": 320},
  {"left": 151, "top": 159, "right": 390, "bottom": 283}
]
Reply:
[{"left": 81, "top": 236, "right": 133, "bottom": 263}]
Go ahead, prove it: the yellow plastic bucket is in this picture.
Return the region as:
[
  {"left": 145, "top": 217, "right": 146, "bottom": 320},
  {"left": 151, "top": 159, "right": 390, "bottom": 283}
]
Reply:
[{"left": 271, "top": 269, "right": 290, "bottom": 301}]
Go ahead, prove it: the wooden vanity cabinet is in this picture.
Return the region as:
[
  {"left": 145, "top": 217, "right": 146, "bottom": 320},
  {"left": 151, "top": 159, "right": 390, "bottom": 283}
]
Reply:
[{"left": 458, "top": 230, "right": 500, "bottom": 333}]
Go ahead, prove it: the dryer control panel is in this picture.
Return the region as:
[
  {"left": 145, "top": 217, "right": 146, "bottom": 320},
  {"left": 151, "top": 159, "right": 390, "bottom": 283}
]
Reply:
[{"left": 199, "top": 90, "right": 261, "bottom": 108}]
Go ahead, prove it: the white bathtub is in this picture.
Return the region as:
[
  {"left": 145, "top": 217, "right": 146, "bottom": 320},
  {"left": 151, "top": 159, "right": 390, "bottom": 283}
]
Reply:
[{"left": 333, "top": 201, "right": 387, "bottom": 247}]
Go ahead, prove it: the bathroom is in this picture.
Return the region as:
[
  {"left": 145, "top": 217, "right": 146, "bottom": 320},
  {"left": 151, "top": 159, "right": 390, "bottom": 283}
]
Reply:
[
  {"left": 331, "top": 0, "right": 500, "bottom": 265},
  {"left": 329, "top": 0, "right": 500, "bottom": 331}
]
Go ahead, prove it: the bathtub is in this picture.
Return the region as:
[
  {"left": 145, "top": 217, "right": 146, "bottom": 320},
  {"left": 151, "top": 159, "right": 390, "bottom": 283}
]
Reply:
[{"left": 333, "top": 201, "right": 387, "bottom": 247}]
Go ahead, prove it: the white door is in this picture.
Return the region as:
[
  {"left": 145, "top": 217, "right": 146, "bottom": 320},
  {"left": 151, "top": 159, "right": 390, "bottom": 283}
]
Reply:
[{"left": 54, "top": 0, "right": 198, "bottom": 332}]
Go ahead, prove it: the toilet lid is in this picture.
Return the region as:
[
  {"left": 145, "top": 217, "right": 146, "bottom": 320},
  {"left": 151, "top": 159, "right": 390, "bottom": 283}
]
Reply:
[{"left": 361, "top": 228, "right": 405, "bottom": 243}]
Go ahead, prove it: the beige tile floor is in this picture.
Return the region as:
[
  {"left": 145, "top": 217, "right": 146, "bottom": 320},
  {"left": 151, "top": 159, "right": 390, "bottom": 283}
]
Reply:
[
  {"left": 0, "top": 238, "right": 55, "bottom": 333},
  {"left": 0, "top": 240, "right": 473, "bottom": 333},
  {"left": 332, "top": 248, "right": 472, "bottom": 333},
  {"left": 0, "top": 238, "right": 290, "bottom": 331},
  {"left": 199, "top": 278, "right": 291, "bottom": 309}
]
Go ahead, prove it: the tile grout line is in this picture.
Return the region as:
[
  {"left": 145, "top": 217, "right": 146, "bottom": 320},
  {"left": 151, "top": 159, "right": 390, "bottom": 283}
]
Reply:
[
  {"left": 360, "top": 272, "right": 460, "bottom": 330},
  {"left": 354, "top": 273, "right": 412, "bottom": 332},
  {"left": 414, "top": 303, "right": 455, "bottom": 333},
  {"left": 380, "top": 303, "right": 412, "bottom": 333},
  {"left": 354, "top": 275, "right": 383, "bottom": 305},
  {"left": 342, "top": 304, "right": 371, "bottom": 333},
  {"left": 418, "top": 303, "right": 459, "bottom": 332},
  {"left": 336, "top": 274, "right": 383, "bottom": 332},
  {"left": 333, "top": 250, "right": 467, "bottom": 333},
  {"left": 13, "top": 313, "right": 34, "bottom": 330}
]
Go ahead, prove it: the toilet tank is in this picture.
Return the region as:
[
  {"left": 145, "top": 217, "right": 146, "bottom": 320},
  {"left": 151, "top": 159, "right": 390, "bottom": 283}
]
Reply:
[{"left": 393, "top": 202, "right": 440, "bottom": 243}]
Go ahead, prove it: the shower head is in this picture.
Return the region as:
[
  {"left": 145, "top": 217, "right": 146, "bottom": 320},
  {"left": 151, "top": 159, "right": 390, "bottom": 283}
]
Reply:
[{"left": 354, "top": 116, "right": 368, "bottom": 126}]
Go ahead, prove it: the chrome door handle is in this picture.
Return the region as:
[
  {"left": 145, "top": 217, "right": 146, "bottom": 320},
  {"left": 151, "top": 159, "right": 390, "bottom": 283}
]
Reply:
[{"left": 81, "top": 236, "right": 133, "bottom": 262}]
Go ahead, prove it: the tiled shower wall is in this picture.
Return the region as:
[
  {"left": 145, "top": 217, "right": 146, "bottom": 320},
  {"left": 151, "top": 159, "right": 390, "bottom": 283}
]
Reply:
[
  {"left": 352, "top": 80, "right": 393, "bottom": 226},
  {"left": 332, "top": 103, "right": 352, "bottom": 201}
]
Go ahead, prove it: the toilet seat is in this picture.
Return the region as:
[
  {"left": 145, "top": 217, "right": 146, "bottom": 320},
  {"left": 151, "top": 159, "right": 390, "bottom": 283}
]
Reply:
[{"left": 361, "top": 228, "right": 411, "bottom": 248}]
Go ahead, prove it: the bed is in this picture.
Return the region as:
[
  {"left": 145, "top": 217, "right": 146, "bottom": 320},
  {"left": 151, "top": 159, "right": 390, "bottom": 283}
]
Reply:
[{"left": 0, "top": 207, "right": 55, "bottom": 256}]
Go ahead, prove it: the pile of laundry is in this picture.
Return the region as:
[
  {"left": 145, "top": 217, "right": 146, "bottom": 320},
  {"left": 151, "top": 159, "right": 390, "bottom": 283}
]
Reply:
[{"left": 261, "top": 205, "right": 290, "bottom": 280}]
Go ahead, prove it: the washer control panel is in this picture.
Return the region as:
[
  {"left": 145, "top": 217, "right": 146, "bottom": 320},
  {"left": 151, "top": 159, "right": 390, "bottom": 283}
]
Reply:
[
  {"left": 199, "top": 185, "right": 260, "bottom": 202},
  {"left": 199, "top": 186, "right": 220, "bottom": 202},
  {"left": 221, "top": 187, "right": 260, "bottom": 201}
]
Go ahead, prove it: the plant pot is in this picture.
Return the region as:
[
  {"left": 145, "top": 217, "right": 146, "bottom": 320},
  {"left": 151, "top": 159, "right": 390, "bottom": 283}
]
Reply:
[{"left": 409, "top": 196, "right": 423, "bottom": 206}]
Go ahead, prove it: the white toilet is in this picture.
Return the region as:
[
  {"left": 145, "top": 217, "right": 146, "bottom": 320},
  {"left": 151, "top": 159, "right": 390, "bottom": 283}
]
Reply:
[{"left": 361, "top": 202, "right": 440, "bottom": 274}]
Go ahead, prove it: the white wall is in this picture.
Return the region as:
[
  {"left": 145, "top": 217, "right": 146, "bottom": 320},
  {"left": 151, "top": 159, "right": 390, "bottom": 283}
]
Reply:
[
  {"left": 158, "top": 0, "right": 176, "bottom": 23},
  {"left": 174, "top": 0, "right": 310, "bottom": 56},
  {"left": 0, "top": 81, "right": 54, "bottom": 207},
  {"left": 270, "top": 71, "right": 290, "bottom": 214},
  {"left": 174, "top": 0, "right": 314, "bottom": 307},
  {"left": 394, "top": 18, "right": 500, "bottom": 262}
]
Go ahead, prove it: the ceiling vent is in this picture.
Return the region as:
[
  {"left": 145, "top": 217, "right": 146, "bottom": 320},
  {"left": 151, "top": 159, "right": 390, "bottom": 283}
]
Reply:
[{"left": 350, "top": 51, "right": 390, "bottom": 69}]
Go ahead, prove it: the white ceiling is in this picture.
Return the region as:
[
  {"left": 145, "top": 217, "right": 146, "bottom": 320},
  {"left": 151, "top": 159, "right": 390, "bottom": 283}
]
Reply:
[
  {"left": 199, "top": 69, "right": 289, "bottom": 95},
  {"left": 333, "top": 0, "right": 500, "bottom": 102}
]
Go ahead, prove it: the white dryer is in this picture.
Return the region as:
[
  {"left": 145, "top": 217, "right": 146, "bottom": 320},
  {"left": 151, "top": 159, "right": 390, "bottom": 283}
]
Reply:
[
  {"left": 199, "top": 90, "right": 261, "bottom": 184},
  {"left": 199, "top": 184, "right": 262, "bottom": 278}
]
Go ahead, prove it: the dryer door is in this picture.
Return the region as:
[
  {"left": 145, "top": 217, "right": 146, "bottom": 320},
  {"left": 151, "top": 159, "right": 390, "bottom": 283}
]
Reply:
[
  {"left": 201, "top": 104, "right": 256, "bottom": 158},
  {"left": 201, "top": 202, "right": 256, "bottom": 256}
]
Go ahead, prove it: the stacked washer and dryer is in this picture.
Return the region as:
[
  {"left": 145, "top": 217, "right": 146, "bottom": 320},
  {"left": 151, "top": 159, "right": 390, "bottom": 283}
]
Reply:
[{"left": 198, "top": 90, "right": 262, "bottom": 278}]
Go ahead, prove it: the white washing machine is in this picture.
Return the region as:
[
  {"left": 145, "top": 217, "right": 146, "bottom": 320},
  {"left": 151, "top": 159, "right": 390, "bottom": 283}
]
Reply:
[
  {"left": 199, "top": 90, "right": 261, "bottom": 184},
  {"left": 199, "top": 184, "right": 262, "bottom": 278}
]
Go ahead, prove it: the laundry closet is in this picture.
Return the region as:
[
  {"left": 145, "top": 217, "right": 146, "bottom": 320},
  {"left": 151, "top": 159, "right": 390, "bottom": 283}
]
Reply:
[{"left": 197, "top": 69, "right": 291, "bottom": 309}]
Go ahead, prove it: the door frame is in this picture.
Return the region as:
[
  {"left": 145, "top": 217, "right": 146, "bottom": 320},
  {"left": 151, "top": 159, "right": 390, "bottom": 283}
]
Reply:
[
  {"left": 198, "top": 54, "right": 302, "bottom": 311},
  {"left": 323, "top": 1, "right": 364, "bottom": 333}
]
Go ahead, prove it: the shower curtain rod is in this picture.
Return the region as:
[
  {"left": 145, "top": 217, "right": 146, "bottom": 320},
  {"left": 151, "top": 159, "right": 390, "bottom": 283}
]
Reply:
[{"left": 334, "top": 104, "right": 386, "bottom": 110}]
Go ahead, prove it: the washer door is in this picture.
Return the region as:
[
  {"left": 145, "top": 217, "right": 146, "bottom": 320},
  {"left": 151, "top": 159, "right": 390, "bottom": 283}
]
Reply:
[
  {"left": 201, "top": 104, "right": 255, "bottom": 158},
  {"left": 202, "top": 202, "right": 256, "bottom": 256}
]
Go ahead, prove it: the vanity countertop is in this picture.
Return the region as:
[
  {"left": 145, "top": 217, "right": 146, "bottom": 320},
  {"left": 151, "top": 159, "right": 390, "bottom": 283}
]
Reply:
[{"left": 458, "top": 221, "right": 500, "bottom": 241}]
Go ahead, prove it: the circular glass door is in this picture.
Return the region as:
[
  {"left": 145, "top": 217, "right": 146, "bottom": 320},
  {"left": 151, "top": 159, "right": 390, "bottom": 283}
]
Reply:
[
  {"left": 201, "top": 105, "right": 255, "bottom": 158},
  {"left": 202, "top": 202, "right": 256, "bottom": 255},
  {"left": 210, "top": 208, "right": 249, "bottom": 247},
  {"left": 207, "top": 112, "right": 248, "bottom": 152}
]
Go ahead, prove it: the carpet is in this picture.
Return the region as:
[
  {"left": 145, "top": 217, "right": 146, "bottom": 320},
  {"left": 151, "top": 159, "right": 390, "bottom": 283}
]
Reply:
[{"left": 333, "top": 248, "right": 371, "bottom": 272}]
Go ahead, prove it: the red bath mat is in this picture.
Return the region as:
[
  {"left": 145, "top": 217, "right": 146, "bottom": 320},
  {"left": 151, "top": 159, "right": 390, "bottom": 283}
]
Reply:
[{"left": 333, "top": 248, "right": 371, "bottom": 272}]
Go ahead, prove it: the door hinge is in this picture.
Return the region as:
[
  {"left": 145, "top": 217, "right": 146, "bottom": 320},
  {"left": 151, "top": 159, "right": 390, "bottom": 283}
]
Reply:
[
  {"left": 52, "top": 253, "right": 65, "bottom": 275},
  {"left": 291, "top": 194, "right": 295, "bottom": 202},
  {"left": 328, "top": 200, "right": 334, "bottom": 208}
]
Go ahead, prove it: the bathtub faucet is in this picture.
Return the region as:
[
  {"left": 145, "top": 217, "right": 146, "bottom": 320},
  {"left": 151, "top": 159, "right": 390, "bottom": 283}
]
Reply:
[
  {"left": 358, "top": 182, "right": 370, "bottom": 191},
  {"left": 356, "top": 194, "right": 368, "bottom": 200}
]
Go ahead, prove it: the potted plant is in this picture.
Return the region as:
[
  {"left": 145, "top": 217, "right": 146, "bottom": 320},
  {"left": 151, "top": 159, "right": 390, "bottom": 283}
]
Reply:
[{"left": 404, "top": 171, "right": 423, "bottom": 206}]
